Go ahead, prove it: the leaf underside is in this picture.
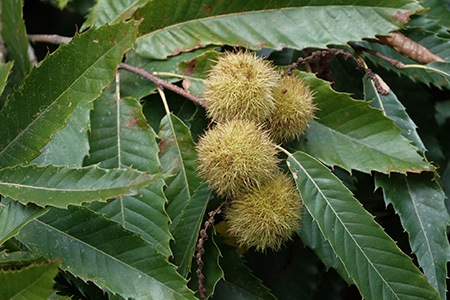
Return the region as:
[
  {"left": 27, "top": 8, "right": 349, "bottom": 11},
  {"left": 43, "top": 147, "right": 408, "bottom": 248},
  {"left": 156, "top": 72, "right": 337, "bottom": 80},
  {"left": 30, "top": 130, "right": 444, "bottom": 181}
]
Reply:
[{"left": 135, "top": 1, "right": 422, "bottom": 59}]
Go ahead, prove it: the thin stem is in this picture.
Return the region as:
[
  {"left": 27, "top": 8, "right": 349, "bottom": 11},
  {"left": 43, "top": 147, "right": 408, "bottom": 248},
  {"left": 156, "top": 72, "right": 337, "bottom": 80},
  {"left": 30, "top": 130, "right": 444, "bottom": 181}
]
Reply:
[
  {"left": 28, "top": 34, "right": 72, "bottom": 45},
  {"left": 152, "top": 71, "right": 205, "bottom": 82},
  {"left": 157, "top": 87, "right": 171, "bottom": 118},
  {"left": 119, "top": 63, "right": 207, "bottom": 107}
]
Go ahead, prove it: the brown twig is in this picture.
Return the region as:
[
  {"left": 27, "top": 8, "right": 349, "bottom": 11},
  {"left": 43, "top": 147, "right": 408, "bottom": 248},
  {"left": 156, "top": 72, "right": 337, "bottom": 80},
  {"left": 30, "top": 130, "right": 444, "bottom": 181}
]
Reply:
[
  {"left": 119, "top": 63, "right": 207, "bottom": 107},
  {"left": 28, "top": 34, "right": 72, "bottom": 45},
  {"left": 285, "top": 48, "right": 389, "bottom": 95},
  {"left": 195, "top": 201, "right": 226, "bottom": 300},
  {"left": 351, "top": 43, "right": 405, "bottom": 69},
  {"left": 283, "top": 48, "right": 364, "bottom": 77}
]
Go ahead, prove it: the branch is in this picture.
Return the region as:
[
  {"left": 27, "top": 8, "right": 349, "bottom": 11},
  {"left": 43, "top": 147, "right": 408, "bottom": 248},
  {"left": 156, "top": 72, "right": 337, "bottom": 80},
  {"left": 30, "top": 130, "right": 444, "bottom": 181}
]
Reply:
[
  {"left": 285, "top": 48, "right": 389, "bottom": 96},
  {"left": 351, "top": 43, "right": 405, "bottom": 69},
  {"left": 119, "top": 63, "right": 207, "bottom": 107},
  {"left": 284, "top": 48, "right": 365, "bottom": 77}
]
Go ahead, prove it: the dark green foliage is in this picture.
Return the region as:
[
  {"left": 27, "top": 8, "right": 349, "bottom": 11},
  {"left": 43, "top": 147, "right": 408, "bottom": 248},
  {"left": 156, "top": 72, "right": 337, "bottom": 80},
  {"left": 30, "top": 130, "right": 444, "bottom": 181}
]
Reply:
[{"left": 0, "top": 0, "right": 449, "bottom": 299}]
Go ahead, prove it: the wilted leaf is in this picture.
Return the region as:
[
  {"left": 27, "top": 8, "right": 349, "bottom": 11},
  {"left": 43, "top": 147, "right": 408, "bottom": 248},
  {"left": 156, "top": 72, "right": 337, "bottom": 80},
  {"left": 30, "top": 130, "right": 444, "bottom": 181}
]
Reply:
[
  {"left": 17, "top": 207, "right": 196, "bottom": 300},
  {"left": 135, "top": 1, "right": 422, "bottom": 59},
  {"left": 359, "top": 39, "right": 449, "bottom": 89},
  {"left": 0, "top": 164, "right": 157, "bottom": 208},
  {"left": 0, "top": 22, "right": 138, "bottom": 168},
  {"left": 376, "top": 173, "right": 450, "bottom": 299},
  {"left": 0, "top": 262, "right": 59, "bottom": 300},
  {"left": 286, "top": 150, "right": 439, "bottom": 299}
]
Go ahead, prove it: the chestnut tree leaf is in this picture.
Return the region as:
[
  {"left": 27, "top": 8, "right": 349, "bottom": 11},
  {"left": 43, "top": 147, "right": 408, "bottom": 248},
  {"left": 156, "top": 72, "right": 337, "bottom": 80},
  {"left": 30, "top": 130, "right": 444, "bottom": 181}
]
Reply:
[
  {"left": 375, "top": 173, "right": 450, "bottom": 299},
  {"left": 0, "top": 164, "right": 158, "bottom": 208},
  {"left": 0, "top": 200, "right": 47, "bottom": 245},
  {"left": 135, "top": 0, "right": 422, "bottom": 59},
  {"left": 286, "top": 150, "right": 439, "bottom": 299},
  {"left": 0, "top": 62, "right": 14, "bottom": 97},
  {"left": 363, "top": 74, "right": 426, "bottom": 153},
  {"left": 158, "top": 113, "right": 202, "bottom": 228},
  {"left": 0, "top": 262, "right": 59, "bottom": 300},
  {"left": 0, "top": 21, "right": 138, "bottom": 168},
  {"left": 17, "top": 207, "right": 196, "bottom": 300},
  {"left": 84, "top": 90, "right": 172, "bottom": 258},
  {"left": 295, "top": 72, "right": 432, "bottom": 174},
  {"left": 81, "top": 0, "right": 149, "bottom": 31}
]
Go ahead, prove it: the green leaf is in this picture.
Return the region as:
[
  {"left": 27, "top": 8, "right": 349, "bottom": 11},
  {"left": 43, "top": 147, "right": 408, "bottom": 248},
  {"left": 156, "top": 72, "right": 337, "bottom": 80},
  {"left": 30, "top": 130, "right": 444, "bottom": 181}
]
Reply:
[
  {"left": 84, "top": 91, "right": 172, "bottom": 257},
  {"left": 375, "top": 173, "right": 450, "bottom": 299},
  {"left": 298, "top": 210, "right": 353, "bottom": 285},
  {"left": 1, "top": 0, "right": 31, "bottom": 80},
  {"left": 158, "top": 114, "right": 202, "bottom": 227},
  {"left": 363, "top": 74, "right": 426, "bottom": 153},
  {"left": 17, "top": 207, "right": 196, "bottom": 300},
  {"left": 84, "top": 93, "right": 157, "bottom": 171},
  {"left": 0, "top": 62, "right": 14, "bottom": 97},
  {"left": 286, "top": 150, "right": 440, "bottom": 300},
  {"left": 32, "top": 101, "right": 92, "bottom": 168},
  {"left": 0, "top": 164, "right": 157, "bottom": 208},
  {"left": 0, "top": 262, "right": 59, "bottom": 300},
  {"left": 421, "top": 0, "right": 450, "bottom": 28},
  {"left": 0, "top": 200, "right": 47, "bottom": 245},
  {"left": 135, "top": 1, "right": 422, "bottom": 59},
  {"left": 90, "top": 183, "right": 172, "bottom": 258},
  {"left": 295, "top": 72, "right": 432, "bottom": 174},
  {"left": 81, "top": 0, "right": 148, "bottom": 31},
  {"left": 170, "top": 183, "right": 210, "bottom": 277},
  {"left": 0, "top": 22, "right": 138, "bottom": 168},
  {"left": 0, "top": 250, "right": 41, "bottom": 265}
]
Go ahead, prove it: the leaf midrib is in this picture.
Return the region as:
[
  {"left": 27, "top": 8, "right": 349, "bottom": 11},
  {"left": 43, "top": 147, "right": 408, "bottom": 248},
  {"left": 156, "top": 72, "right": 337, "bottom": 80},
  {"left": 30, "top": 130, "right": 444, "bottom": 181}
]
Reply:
[
  {"left": 403, "top": 178, "right": 438, "bottom": 283},
  {"left": 138, "top": 5, "right": 408, "bottom": 40},
  {"left": 33, "top": 217, "right": 189, "bottom": 298},
  {"left": 288, "top": 152, "right": 399, "bottom": 299},
  {"left": 312, "top": 121, "right": 427, "bottom": 170}
]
